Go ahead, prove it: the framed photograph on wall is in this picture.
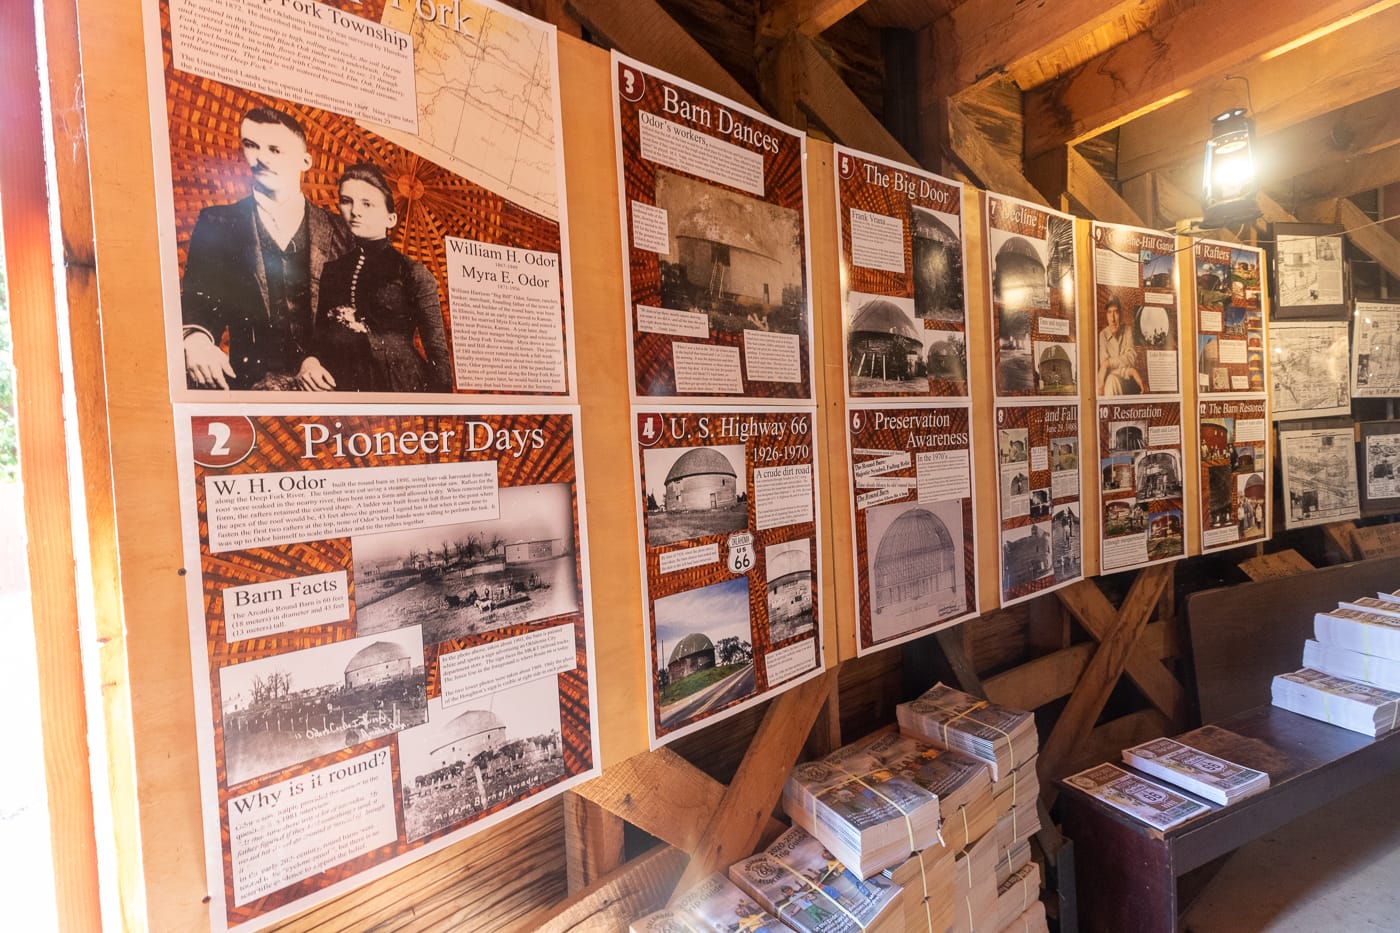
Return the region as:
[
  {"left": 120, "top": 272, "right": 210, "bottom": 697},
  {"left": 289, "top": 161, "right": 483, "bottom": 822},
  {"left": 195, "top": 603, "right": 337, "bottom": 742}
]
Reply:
[
  {"left": 1360, "top": 420, "right": 1400, "bottom": 514},
  {"left": 1278, "top": 424, "right": 1360, "bottom": 529},
  {"left": 1270, "top": 223, "right": 1347, "bottom": 319}
]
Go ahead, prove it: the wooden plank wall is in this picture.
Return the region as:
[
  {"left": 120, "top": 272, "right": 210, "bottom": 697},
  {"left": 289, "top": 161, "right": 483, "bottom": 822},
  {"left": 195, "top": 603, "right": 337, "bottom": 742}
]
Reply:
[{"left": 59, "top": 5, "right": 1200, "bottom": 930}]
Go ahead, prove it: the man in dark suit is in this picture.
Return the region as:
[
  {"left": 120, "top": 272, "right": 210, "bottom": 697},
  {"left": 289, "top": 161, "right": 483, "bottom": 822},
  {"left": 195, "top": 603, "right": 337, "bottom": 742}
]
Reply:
[{"left": 181, "top": 106, "right": 352, "bottom": 389}]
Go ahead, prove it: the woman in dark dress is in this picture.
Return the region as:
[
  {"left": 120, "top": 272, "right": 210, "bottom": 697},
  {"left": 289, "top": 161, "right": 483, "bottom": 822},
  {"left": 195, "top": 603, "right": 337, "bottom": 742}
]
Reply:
[{"left": 299, "top": 163, "right": 452, "bottom": 392}]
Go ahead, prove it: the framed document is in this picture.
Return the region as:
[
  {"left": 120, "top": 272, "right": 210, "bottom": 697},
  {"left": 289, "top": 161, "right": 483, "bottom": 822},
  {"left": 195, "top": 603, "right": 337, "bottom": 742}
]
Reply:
[{"left": 1271, "top": 223, "right": 1347, "bottom": 319}]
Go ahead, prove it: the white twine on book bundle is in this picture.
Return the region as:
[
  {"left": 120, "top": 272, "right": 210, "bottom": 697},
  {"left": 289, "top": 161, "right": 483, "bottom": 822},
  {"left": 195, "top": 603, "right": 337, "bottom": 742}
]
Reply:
[
  {"left": 924, "top": 698, "right": 1018, "bottom": 773},
  {"left": 766, "top": 852, "right": 869, "bottom": 930},
  {"left": 914, "top": 847, "right": 934, "bottom": 933},
  {"left": 824, "top": 762, "right": 920, "bottom": 853}
]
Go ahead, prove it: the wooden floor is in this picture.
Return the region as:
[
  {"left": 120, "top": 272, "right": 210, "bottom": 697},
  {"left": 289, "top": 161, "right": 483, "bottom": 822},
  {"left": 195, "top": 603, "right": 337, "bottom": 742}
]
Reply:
[{"left": 1182, "top": 772, "right": 1400, "bottom": 932}]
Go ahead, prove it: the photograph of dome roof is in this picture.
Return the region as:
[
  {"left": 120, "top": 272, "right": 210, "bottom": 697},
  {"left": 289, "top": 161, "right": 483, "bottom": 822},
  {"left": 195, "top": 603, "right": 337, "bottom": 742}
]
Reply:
[
  {"left": 1033, "top": 340, "right": 1077, "bottom": 392},
  {"left": 218, "top": 626, "right": 428, "bottom": 786},
  {"left": 642, "top": 444, "right": 748, "bottom": 547},
  {"left": 652, "top": 577, "right": 757, "bottom": 732},
  {"left": 846, "top": 293, "right": 929, "bottom": 393},
  {"left": 765, "top": 539, "right": 814, "bottom": 642},
  {"left": 397, "top": 677, "right": 566, "bottom": 842},
  {"left": 910, "top": 205, "right": 965, "bottom": 323},
  {"left": 863, "top": 499, "right": 966, "bottom": 642}
]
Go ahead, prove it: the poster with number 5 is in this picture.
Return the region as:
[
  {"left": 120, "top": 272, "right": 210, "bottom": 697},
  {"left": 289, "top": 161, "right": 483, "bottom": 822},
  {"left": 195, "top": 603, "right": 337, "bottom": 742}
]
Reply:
[{"left": 632, "top": 407, "right": 824, "bottom": 747}]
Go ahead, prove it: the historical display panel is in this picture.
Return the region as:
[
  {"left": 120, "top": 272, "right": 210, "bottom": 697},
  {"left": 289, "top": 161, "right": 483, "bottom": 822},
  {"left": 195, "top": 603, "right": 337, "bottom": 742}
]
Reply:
[{"left": 1096, "top": 400, "right": 1186, "bottom": 571}]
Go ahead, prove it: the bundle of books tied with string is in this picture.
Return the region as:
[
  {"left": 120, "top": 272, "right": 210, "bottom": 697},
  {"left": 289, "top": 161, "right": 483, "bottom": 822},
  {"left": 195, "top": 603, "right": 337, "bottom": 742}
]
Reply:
[
  {"left": 1304, "top": 596, "right": 1400, "bottom": 692},
  {"left": 729, "top": 824, "right": 904, "bottom": 933},
  {"left": 782, "top": 733, "right": 942, "bottom": 877},
  {"left": 896, "top": 684, "right": 1037, "bottom": 781},
  {"left": 1121, "top": 737, "right": 1269, "bottom": 805},
  {"left": 1271, "top": 668, "right": 1400, "bottom": 736},
  {"left": 629, "top": 873, "right": 787, "bottom": 933}
]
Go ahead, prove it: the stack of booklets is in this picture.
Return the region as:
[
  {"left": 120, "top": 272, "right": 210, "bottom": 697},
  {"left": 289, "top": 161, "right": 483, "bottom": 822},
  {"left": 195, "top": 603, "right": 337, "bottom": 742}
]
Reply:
[
  {"left": 991, "top": 755, "right": 1039, "bottom": 821},
  {"left": 1271, "top": 668, "right": 1400, "bottom": 736},
  {"left": 994, "top": 838, "right": 1033, "bottom": 888},
  {"left": 783, "top": 733, "right": 942, "bottom": 877},
  {"left": 994, "top": 861, "right": 1042, "bottom": 931},
  {"left": 1063, "top": 763, "right": 1210, "bottom": 830},
  {"left": 629, "top": 874, "right": 787, "bottom": 933},
  {"left": 866, "top": 732, "right": 997, "bottom": 851},
  {"left": 949, "top": 832, "right": 998, "bottom": 933},
  {"left": 1312, "top": 603, "right": 1400, "bottom": 660},
  {"left": 729, "top": 825, "right": 904, "bottom": 933},
  {"left": 1305, "top": 598, "right": 1400, "bottom": 691},
  {"left": 883, "top": 842, "right": 954, "bottom": 933},
  {"left": 1121, "top": 738, "right": 1269, "bottom": 805},
  {"left": 897, "top": 684, "right": 1037, "bottom": 781},
  {"left": 1003, "top": 899, "right": 1049, "bottom": 933}
]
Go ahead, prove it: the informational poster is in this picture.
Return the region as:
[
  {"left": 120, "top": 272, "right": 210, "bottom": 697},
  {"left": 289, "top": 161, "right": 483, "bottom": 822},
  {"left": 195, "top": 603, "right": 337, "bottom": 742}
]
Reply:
[
  {"left": 1097, "top": 400, "right": 1185, "bottom": 571},
  {"left": 994, "top": 401, "right": 1082, "bottom": 606},
  {"left": 1198, "top": 396, "right": 1271, "bottom": 553},
  {"left": 834, "top": 145, "right": 968, "bottom": 399},
  {"left": 845, "top": 403, "right": 977, "bottom": 655},
  {"left": 1351, "top": 300, "right": 1400, "bottom": 398},
  {"left": 634, "top": 408, "right": 823, "bottom": 746},
  {"left": 1193, "top": 240, "right": 1266, "bottom": 394},
  {"left": 149, "top": 0, "right": 576, "bottom": 402},
  {"left": 985, "top": 195, "right": 1079, "bottom": 398},
  {"left": 1270, "top": 321, "right": 1351, "bottom": 419},
  {"left": 613, "top": 53, "right": 813, "bottom": 401},
  {"left": 175, "top": 408, "right": 597, "bottom": 931},
  {"left": 1279, "top": 426, "right": 1361, "bottom": 529},
  {"left": 1091, "top": 222, "right": 1180, "bottom": 397}
]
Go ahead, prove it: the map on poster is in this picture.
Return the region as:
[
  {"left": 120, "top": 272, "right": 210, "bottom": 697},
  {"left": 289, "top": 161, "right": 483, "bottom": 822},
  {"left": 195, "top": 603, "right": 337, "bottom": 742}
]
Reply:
[
  {"left": 985, "top": 195, "right": 1079, "bottom": 399},
  {"left": 845, "top": 403, "right": 977, "bottom": 655},
  {"left": 1092, "top": 222, "right": 1180, "bottom": 397},
  {"left": 1198, "top": 396, "right": 1271, "bottom": 553},
  {"left": 1193, "top": 240, "right": 1266, "bottom": 395},
  {"left": 834, "top": 146, "right": 969, "bottom": 399},
  {"left": 1279, "top": 426, "right": 1360, "bottom": 529},
  {"left": 175, "top": 407, "right": 598, "bottom": 931},
  {"left": 634, "top": 408, "right": 823, "bottom": 746},
  {"left": 1096, "top": 400, "right": 1186, "bottom": 572},
  {"left": 150, "top": 0, "right": 575, "bottom": 401},
  {"left": 994, "top": 401, "right": 1083, "bottom": 606},
  {"left": 613, "top": 53, "right": 813, "bottom": 401},
  {"left": 1270, "top": 321, "right": 1351, "bottom": 419}
]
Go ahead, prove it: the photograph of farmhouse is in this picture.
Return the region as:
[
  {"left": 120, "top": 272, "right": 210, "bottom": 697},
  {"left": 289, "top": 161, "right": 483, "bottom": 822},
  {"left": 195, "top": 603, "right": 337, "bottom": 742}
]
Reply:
[
  {"left": 764, "top": 539, "right": 814, "bottom": 642},
  {"left": 352, "top": 484, "right": 580, "bottom": 646},
  {"left": 642, "top": 444, "right": 749, "bottom": 547},
  {"left": 653, "top": 169, "right": 805, "bottom": 338},
  {"left": 397, "top": 678, "right": 565, "bottom": 842},
  {"left": 218, "top": 627, "right": 428, "bottom": 786},
  {"left": 653, "top": 576, "right": 757, "bottom": 731}
]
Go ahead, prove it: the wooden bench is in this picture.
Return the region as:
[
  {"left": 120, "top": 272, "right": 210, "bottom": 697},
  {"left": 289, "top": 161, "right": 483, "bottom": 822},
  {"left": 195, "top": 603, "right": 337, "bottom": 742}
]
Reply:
[{"left": 1057, "top": 555, "right": 1400, "bottom": 931}]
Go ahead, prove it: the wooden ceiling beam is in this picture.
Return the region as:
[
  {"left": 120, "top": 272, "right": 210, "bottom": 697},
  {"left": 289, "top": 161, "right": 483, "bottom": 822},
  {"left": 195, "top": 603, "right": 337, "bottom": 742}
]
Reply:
[
  {"left": 933, "top": 0, "right": 1150, "bottom": 94},
  {"left": 1333, "top": 197, "right": 1400, "bottom": 282},
  {"left": 1066, "top": 149, "right": 1146, "bottom": 227},
  {"left": 566, "top": 0, "right": 762, "bottom": 111},
  {"left": 757, "top": 0, "right": 871, "bottom": 39},
  {"left": 947, "top": 100, "right": 1047, "bottom": 206},
  {"left": 1264, "top": 145, "right": 1400, "bottom": 212},
  {"left": 1024, "top": 0, "right": 1400, "bottom": 160},
  {"left": 1116, "top": 8, "right": 1400, "bottom": 181}
]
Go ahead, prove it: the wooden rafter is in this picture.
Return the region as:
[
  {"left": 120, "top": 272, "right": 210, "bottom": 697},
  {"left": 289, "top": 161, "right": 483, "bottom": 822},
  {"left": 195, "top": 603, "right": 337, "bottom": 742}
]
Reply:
[
  {"left": 757, "top": 0, "right": 871, "bottom": 40},
  {"left": 1329, "top": 197, "right": 1400, "bottom": 281},
  {"left": 1268, "top": 146, "right": 1400, "bottom": 209},
  {"left": 934, "top": 0, "right": 1152, "bottom": 93},
  {"left": 947, "top": 100, "right": 1048, "bottom": 206},
  {"left": 565, "top": 0, "right": 762, "bottom": 110},
  {"left": 1066, "top": 149, "right": 1146, "bottom": 227},
  {"left": 1024, "top": 0, "right": 1400, "bottom": 160},
  {"left": 1115, "top": 4, "right": 1400, "bottom": 182}
]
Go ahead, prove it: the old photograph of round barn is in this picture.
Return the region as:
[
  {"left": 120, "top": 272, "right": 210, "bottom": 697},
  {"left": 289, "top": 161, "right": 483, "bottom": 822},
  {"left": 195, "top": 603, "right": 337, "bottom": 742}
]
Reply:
[
  {"left": 990, "top": 229, "right": 1048, "bottom": 393},
  {"left": 1108, "top": 421, "right": 1148, "bottom": 452},
  {"left": 910, "top": 205, "right": 965, "bottom": 322},
  {"left": 864, "top": 499, "right": 967, "bottom": 641},
  {"left": 218, "top": 627, "right": 428, "bottom": 787},
  {"left": 642, "top": 444, "right": 748, "bottom": 547},
  {"left": 351, "top": 484, "right": 580, "bottom": 646},
  {"left": 1033, "top": 341, "right": 1077, "bottom": 393},
  {"left": 653, "top": 576, "right": 757, "bottom": 732},
  {"left": 846, "top": 293, "right": 927, "bottom": 393},
  {"left": 1001, "top": 522, "right": 1052, "bottom": 591},
  {"left": 1134, "top": 450, "right": 1183, "bottom": 501},
  {"left": 765, "top": 539, "right": 814, "bottom": 642},
  {"left": 397, "top": 677, "right": 565, "bottom": 842},
  {"left": 653, "top": 170, "right": 805, "bottom": 338}
]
